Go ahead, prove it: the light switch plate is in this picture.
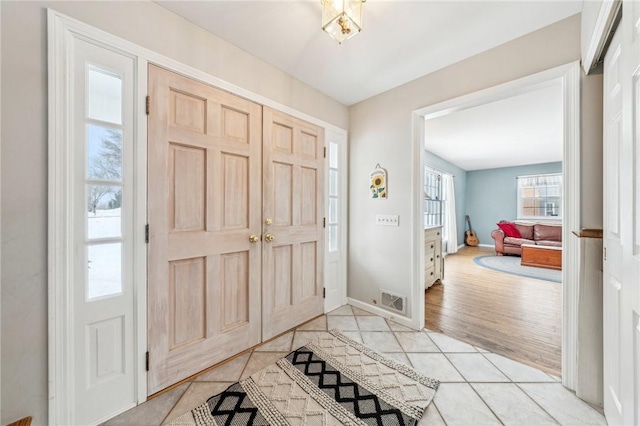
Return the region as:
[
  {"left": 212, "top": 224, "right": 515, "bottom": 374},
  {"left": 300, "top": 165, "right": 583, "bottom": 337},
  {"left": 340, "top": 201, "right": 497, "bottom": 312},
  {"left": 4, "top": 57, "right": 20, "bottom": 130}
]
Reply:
[{"left": 376, "top": 214, "right": 399, "bottom": 226}]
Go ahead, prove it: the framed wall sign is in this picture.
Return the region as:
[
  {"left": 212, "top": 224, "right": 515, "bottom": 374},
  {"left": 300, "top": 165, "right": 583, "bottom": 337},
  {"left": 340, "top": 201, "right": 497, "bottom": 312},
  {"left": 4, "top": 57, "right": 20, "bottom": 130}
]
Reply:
[{"left": 370, "top": 164, "right": 387, "bottom": 199}]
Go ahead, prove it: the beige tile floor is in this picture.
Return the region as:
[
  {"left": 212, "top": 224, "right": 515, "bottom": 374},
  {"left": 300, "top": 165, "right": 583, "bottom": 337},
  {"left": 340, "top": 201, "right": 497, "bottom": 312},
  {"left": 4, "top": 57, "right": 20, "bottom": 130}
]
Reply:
[{"left": 104, "top": 305, "right": 607, "bottom": 426}]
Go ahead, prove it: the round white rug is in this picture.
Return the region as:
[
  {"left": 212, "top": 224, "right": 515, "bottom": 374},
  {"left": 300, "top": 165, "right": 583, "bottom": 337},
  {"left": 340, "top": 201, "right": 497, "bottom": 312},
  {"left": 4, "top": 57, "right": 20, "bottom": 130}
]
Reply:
[{"left": 473, "top": 255, "right": 562, "bottom": 283}]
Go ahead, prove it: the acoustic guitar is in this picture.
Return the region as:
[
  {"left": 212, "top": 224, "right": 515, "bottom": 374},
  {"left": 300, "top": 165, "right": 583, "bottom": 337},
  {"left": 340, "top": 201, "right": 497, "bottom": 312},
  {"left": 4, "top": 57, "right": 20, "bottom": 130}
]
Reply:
[{"left": 465, "top": 215, "right": 479, "bottom": 246}]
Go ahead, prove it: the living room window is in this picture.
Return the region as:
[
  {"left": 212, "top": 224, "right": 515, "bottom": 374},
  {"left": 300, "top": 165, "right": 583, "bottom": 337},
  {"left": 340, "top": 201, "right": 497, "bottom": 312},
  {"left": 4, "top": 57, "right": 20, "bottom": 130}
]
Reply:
[{"left": 517, "top": 173, "right": 563, "bottom": 220}]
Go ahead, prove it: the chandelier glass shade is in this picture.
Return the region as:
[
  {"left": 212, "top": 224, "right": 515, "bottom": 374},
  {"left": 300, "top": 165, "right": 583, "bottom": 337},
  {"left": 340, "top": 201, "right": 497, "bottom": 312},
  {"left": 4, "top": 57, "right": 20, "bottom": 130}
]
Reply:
[{"left": 321, "top": 0, "right": 365, "bottom": 44}]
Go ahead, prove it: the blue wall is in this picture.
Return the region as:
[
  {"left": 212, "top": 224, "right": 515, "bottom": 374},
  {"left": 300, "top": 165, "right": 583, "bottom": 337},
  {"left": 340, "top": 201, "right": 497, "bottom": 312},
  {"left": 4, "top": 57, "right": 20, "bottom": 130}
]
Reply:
[
  {"left": 425, "top": 151, "right": 467, "bottom": 246},
  {"left": 465, "top": 162, "right": 563, "bottom": 246}
]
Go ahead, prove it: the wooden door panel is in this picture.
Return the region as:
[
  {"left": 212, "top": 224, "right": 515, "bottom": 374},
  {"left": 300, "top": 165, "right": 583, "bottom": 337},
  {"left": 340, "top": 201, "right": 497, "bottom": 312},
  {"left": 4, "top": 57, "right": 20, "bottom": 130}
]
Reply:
[
  {"left": 169, "top": 257, "right": 206, "bottom": 349},
  {"left": 148, "top": 65, "right": 262, "bottom": 394},
  {"left": 301, "top": 167, "right": 318, "bottom": 225},
  {"left": 221, "top": 107, "right": 250, "bottom": 143},
  {"left": 219, "top": 251, "right": 250, "bottom": 329},
  {"left": 300, "top": 131, "right": 319, "bottom": 159},
  {"left": 221, "top": 153, "right": 250, "bottom": 229},
  {"left": 273, "top": 162, "right": 294, "bottom": 226},
  {"left": 170, "top": 144, "right": 206, "bottom": 232},
  {"left": 170, "top": 90, "right": 207, "bottom": 132},
  {"left": 272, "top": 244, "right": 294, "bottom": 310},
  {"left": 301, "top": 242, "right": 318, "bottom": 299},
  {"left": 272, "top": 122, "right": 294, "bottom": 153},
  {"left": 262, "top": 107, "right": 324, "bottom": 339}
]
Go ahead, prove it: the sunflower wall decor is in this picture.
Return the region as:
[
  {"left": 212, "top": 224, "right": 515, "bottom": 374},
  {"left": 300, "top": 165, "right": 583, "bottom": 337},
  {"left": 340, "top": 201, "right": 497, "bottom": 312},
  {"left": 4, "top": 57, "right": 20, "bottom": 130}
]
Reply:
[{"left": 370, "top": 164, "right": 387, "bottom": 199}]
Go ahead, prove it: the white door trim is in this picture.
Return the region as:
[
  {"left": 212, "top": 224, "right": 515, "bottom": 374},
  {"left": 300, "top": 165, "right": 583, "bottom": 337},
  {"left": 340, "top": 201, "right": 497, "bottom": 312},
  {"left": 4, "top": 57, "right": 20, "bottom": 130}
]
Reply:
[
  {"left": 410, "top": 62, "right": 581, "bottom": 390},
  {"left": 581, "top": 0, "right": 621, "bottom": 74},
  {"left": 324, "top": 128, "right": 348, "bottom": 313},
  {"left": 48, "top": 9, "right": 347, "bottom": 424}
]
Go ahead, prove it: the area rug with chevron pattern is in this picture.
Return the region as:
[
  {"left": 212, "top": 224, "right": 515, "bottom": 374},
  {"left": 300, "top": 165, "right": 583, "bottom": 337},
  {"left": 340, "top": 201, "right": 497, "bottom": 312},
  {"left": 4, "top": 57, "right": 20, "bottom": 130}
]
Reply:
[{"left": 170, "top": 329, "right": 439, "bottom": 426}]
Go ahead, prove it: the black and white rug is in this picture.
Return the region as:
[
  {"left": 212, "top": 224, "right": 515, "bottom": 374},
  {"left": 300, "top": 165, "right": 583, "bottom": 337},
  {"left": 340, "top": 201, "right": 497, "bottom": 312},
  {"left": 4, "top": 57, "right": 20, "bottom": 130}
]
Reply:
[{"left": 170, "top": 329, "right": 439, "bottom": 426}]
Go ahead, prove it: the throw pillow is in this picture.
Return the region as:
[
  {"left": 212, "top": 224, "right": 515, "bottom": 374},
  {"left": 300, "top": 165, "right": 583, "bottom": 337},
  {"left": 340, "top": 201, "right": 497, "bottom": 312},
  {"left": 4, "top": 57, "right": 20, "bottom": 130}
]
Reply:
[{"left": 497, "top": 221, "right": 522, "bottom": 238}]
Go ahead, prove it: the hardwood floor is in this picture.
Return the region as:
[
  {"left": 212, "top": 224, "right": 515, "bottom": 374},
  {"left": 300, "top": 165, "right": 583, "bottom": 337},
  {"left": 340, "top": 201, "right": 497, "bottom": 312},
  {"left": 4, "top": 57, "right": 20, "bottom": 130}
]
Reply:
[{"left": 425, "top": 246, "right": 562, "bottom": 376}]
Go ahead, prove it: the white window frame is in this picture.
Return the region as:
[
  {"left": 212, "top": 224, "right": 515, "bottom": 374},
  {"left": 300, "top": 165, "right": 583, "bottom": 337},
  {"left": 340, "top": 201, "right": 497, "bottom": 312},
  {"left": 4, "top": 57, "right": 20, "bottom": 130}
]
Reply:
[
  {"left": 423, "top": 167, "right": 443, "bottom": 228},
  {"left": 440, "top": 172, "right": 454, "bottom": 252},
  {"left": 517, "top": 172, "right": 563, "bottom": 221},
  {"left": 48, "top": 9, "right": 348, "bottom": 424}
]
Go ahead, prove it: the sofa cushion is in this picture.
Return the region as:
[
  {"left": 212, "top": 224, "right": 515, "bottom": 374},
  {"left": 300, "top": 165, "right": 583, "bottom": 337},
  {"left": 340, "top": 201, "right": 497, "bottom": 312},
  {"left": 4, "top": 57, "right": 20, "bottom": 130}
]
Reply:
[
  {"left": 536, "top": 240, "right": 562, "bottom": 247},
  {"left": 497, "top": 222, "right": 521, "bottom": 238},
  {"left": 515, "top": 223, "right": 534, "bottom": 240},
  {"left": 504, "top": 237, "right": 535, "bottom": 246},
  {"left": 534, "top": 224, "right": 562, "bottom": 242}
]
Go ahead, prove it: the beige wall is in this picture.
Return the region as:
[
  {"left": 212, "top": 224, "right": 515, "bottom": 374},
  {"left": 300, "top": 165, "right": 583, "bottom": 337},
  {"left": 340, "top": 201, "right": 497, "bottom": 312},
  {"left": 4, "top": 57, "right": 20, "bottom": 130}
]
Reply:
[
  {"left": 0, "top": 2, "right": 348, "bottom": 424},
  {"left": 581, "top": 72, "right": 604, "bottom": 228},
  {"left": 347, "top": 14, "right": 603, "bottom": 315}
]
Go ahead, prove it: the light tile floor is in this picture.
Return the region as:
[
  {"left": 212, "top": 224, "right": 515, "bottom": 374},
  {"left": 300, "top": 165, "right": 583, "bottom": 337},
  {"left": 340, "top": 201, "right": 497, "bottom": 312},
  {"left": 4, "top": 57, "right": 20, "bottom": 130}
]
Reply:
[{"left": 104, "top": 305, "right": 607, "bottom": 426}]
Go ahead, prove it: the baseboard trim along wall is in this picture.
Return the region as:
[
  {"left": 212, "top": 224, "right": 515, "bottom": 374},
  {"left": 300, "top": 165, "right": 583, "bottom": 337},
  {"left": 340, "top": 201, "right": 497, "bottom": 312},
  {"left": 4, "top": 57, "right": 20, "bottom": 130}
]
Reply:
[{"left": 346, "top": 298, "right": 418, "bottom": 330}]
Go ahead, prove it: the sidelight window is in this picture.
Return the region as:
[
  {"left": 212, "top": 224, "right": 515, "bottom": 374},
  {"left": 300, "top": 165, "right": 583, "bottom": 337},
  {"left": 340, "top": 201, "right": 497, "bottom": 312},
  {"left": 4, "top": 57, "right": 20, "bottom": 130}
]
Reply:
[
  {"left": 84, "top": 65, "right": 125, "bottom": 300},
  {"left": 327, "top": 142, "right": 339, "bottom": 252}
]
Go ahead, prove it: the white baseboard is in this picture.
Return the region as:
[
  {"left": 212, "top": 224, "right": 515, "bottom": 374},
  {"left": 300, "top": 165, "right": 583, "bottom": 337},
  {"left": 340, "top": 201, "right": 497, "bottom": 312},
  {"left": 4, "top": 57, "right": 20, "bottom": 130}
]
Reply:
[
  {"left": 457, "top": 243, "right": 493, "bottom": 249},
  {"left": 346, "top": 298, "right": 419, "bottom": 330}
]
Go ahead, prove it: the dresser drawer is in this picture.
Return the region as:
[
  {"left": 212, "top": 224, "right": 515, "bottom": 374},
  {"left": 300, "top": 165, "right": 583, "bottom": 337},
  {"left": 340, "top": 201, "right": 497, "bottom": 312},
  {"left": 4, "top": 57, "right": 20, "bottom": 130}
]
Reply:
[
  {"left": 425, "top": 251, "right": 436, "bottom": 269},
  {"left": 425, "top": 239, "right": 436, "bottom": 251},
  {"left": 425, "top": 266, "right": 436, "bottom": 281}
]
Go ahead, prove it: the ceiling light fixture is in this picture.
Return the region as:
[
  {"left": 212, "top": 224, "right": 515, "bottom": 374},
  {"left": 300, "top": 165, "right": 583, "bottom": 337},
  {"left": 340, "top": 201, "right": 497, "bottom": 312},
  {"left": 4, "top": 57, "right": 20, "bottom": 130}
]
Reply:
[{"left": 321, "top": 0, "right": 365, "bottom": 44}]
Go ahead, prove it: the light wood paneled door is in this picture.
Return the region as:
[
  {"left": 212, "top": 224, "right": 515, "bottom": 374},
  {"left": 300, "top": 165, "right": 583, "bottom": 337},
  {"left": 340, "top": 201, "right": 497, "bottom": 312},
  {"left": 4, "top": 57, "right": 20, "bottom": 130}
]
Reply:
[
  {"left": 262, "top": 108, "right": 325, "bottom": 339},
  {"left": 147, "top": 65, "right": 262, "bottom": 394}
]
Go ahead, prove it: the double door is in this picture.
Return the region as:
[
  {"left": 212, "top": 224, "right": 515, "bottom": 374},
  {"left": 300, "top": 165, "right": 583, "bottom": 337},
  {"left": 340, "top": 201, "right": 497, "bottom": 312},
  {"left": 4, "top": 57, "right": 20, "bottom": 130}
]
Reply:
[{"left": 147, "top": 65, "right": 324, "bottom": 394}]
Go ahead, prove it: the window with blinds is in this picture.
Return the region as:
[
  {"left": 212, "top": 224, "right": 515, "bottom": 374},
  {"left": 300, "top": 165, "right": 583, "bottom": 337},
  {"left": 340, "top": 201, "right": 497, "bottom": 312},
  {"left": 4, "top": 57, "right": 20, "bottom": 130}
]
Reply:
[{"left": 517, "top": 173, "right": 563, "bottom": 220}]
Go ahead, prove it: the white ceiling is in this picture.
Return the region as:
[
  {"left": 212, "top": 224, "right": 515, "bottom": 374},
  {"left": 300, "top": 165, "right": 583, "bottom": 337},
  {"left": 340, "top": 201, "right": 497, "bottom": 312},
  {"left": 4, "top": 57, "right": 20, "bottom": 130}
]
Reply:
[
  {"left": 155, "top": 1, "right": 582, "bottom": 106},
  {"left": 424, "top": 82, "right": 563, "bottom": 171}
]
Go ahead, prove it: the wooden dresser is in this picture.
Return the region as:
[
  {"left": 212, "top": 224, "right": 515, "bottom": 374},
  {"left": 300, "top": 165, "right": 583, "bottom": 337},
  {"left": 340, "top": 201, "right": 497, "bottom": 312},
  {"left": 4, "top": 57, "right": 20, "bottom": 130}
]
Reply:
[{"left": 425, "top": 226, "right": 443, "bottom": 288}]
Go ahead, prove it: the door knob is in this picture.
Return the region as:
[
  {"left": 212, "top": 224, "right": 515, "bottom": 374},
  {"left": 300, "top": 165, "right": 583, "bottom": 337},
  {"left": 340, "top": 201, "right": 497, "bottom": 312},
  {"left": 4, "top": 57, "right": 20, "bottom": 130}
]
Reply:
[
  {"left": 265, "top": 218, "right": 273, "bottom": 226},
  {"left": 249, "top": 235, "right": 260, "bottom": 243},
  {"left": 264, "top": 233, "right": 275, "bottom": 242}
]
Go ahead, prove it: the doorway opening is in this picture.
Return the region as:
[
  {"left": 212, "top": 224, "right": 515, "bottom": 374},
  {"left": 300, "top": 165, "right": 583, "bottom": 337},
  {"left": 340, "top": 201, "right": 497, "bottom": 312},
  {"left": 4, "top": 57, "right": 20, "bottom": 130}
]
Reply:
[
  {"left": 423, "top": 81, "right": 564, "bottom": 377},
  {"left": 411, "top": 62, "right": 581, "bottom": 389}
]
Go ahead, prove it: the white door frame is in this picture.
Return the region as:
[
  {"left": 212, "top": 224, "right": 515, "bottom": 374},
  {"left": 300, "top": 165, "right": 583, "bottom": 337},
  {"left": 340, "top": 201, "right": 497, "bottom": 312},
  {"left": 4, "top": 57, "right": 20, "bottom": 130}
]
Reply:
[
  {"left": 48, "top": 13, "right": 148, "bottom": 424},
  {"left": 324, "top": 128, "right": 348, "bottom": 313},
  {"left": 410, "top": 62, "right": 581, "bottom": 390},
  {"left": 48, "top": 9, "right": 347, "bottom": 424}
]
